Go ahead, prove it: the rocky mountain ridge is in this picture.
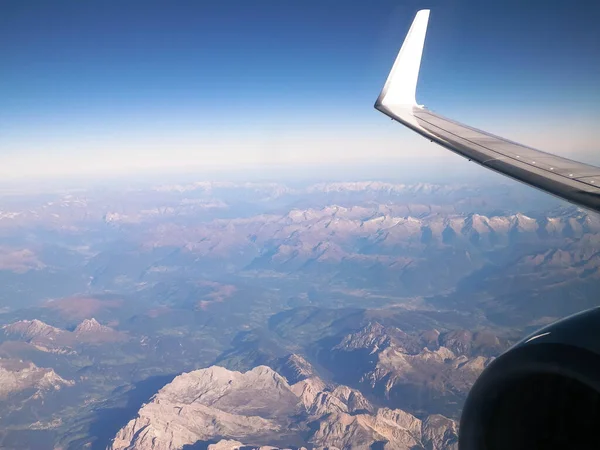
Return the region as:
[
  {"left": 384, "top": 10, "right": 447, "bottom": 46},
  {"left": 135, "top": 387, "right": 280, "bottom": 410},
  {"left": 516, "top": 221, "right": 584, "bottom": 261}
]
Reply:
[
  {"left": 323, "top": 322, "right": 503, "bottom": 418},
  {"left": 2, "top": 319, "right": 63, "bottom": 341},
  {"left": 2, "top": 318, "right": 124, "bottom": 352},
  {"left": 0, "top": 358, "right": 74, "bottom": 399},
  {"left": 74, "top": 318, "right": 114, "bottom": 334},
  {"left": 0, "top": 181, "right": 514, "bottom": 231},
  {"left": 108, "top": 360, "right": 458, "bottom": 450},
  {"left": 147, "top": 207, "right": 599, "bottom": 252},
  {"left": 123, "top": 205, "right": 600, "bottom": 302}
]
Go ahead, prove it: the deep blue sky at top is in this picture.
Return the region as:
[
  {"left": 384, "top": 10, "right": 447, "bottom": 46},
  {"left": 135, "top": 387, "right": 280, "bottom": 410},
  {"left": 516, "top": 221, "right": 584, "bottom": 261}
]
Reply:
[{"left": 1, "top": 0, "right": 599, "bottom": 178}]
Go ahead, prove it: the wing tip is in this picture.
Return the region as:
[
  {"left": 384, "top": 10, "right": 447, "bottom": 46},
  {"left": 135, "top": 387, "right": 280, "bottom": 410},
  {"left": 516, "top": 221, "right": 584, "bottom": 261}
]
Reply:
[{"left": 375, "top": 9, "right": 430, "bottom": 109}]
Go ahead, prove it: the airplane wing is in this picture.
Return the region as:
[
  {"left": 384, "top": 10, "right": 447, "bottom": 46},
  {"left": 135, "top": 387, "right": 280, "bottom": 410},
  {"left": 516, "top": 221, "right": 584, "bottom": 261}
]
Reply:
[{"left": 375, "top": 9, "right": 600, "bottom": 213}]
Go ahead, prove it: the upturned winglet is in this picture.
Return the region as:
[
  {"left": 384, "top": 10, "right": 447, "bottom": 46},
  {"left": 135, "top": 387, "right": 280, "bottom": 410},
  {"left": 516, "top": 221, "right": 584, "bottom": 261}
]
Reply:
[
  {"left": 375, "top": 9, "right": 430, "bottom": 108},
  {"left": 373, "top": 9, "right": 600, "bottom": 213}
]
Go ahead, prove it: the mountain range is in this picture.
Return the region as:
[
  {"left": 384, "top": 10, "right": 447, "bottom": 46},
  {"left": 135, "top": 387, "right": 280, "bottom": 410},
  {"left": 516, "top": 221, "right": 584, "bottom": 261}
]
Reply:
[
  {"left": 320, "top": 322, "right": 502, "bottom": 417},
  {"left": 109, "top": 359, "right": 458, "bottom": 450},
  {"left": 0, "top": 178, "right": 594, "bottom": 449},
  {"left": 2, "top": 318, "right": 124, "bottom": 353}
]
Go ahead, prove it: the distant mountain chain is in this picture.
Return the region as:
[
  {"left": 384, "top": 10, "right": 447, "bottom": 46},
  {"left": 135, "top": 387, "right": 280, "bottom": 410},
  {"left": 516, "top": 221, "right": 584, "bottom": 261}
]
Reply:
[
  {"left": 0, "top": 181, "right": 556, "bottom": 229},
  {"left": 145, "top": 208, "right": 598, "bottom": 259},
  {"left": 150, "top": 181, "right": 467, "bottom": 195}
]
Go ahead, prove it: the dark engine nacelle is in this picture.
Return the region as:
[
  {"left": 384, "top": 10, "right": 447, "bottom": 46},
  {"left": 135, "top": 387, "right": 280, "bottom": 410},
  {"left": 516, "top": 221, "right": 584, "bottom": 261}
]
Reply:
[{"left": 459, "top": 307, "right": 600, "bottom": 450}]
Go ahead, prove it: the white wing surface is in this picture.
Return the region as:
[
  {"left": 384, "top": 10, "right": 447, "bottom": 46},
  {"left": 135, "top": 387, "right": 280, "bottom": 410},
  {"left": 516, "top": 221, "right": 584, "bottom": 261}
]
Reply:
[{"left": 375, "top": 10, "right": 600, "bottom": 213}]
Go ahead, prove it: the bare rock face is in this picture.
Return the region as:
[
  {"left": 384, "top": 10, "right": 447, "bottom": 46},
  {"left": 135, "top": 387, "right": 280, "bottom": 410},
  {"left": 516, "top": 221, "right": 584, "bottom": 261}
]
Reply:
[
  {"left": 2, "top": 320, "right": 71, "bottom": 353},
  {"left": 2, "top": 317, "right": 124, "bottom": 353},
  {"left": 73, "top": 317, "right": 125, "bottom": 344},
  {"left": 310, "top": 407, "right": 457, "bottom": 450},
  {"left": 310, "top": 412, "right": 386, "bottom": 450},
  {"left": 362, "top": 342, "right": 490, "bottom": 404},
  {"left": 420, "top": 329, "right": 441, "bottom": 350},
  {"left": 108, "top": 365, "right": 303, "bottom": 450},
  {"left": 335, "top": 322, "right": 390, "bottom": 352},
  {"left": 3, "top": 319, "right": 64, "bottom": 341},
  {"left": 422, "top": 414, "right": 459, "bottom": 450},
  {"left": 335, "top": 322, "right": 424, "bottom": 355},
  {"left": 290, "top": 376, "right": 327, "bottom": 409},
  {"left": 328, "top": 322, "right": 496, "bottom": 417},
  {"left": 278, "top": 353, "right": 315, "bottom": 384},
  {"left": 309, "top": 390, "right": 353, "bottom": 416},
  {"left": 110, "top": 405, "right": 278, "bottom": 450},
  {"left": 306, "top": 385, "right": 373, "bottom": 416},
  {"left": 108, "top": 362, "right": 458, "bottom": 450},
  {"left": 329, "top": 386, "right": 373, "bottom": 414},
  {"left": 74, "top": 318, "right": 114, "bottom": 334},
  {"left": 2, "top": 319, "right": 74, "bottom": 353},
  {"left": 0, "top": 358, "right": 74, "bottom": 399},
  {"left": 439, "top": 330, "right": 473, "bottom": 356},
  {"left": 207, "top": 440, "right": 245, "bottom": 450},
  {"left": 207, "top": 442, "right": 308, "bottom": 450}
]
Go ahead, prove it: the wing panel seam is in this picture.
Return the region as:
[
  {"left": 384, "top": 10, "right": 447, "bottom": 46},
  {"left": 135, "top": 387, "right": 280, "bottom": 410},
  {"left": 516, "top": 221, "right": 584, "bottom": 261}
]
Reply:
[{"left": 413, "top": 111, "right": 600, "bottom": 187}]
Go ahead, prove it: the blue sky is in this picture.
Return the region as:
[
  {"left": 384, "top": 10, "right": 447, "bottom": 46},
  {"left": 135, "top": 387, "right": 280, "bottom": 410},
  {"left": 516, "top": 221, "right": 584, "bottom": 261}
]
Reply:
[{"left": 1, "top": 0, "right": 599, "bottom": 179}]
